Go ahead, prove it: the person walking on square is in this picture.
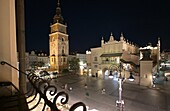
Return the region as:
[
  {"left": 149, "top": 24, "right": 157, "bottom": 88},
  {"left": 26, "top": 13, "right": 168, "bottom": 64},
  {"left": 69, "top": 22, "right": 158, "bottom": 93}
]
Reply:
[{"left": 102, "top": 88, "right": 106, "bottom": 94}]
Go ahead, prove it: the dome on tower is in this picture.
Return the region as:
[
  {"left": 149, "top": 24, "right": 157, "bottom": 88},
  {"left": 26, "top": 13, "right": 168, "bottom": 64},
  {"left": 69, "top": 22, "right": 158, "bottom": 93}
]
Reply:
[{"left": 53, "top": 0, "right": 65, "bottom": 24}]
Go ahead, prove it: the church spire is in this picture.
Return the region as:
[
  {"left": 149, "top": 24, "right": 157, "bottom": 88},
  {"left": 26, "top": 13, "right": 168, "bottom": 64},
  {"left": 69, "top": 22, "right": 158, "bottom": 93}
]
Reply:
[
  {"left": 53, "top": 0, "right": 65, "bottom": 24},
  {"left": 57, "top": 0, "right": 60, "bottom": 6},
  {"left": 101, "top": 36, "right": 104, "bottom": 46},
  {"left": 109, "top": 32, "right": 114, "bottom": 41},
  {"left": 120, "top": 32, "right": 124, "bottom": 41}
]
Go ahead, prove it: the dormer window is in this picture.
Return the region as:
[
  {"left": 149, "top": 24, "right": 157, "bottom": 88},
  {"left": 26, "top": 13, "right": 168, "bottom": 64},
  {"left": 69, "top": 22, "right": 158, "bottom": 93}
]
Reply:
[{"left": 94, "top": 57, "right": 97, "bottom": 61}]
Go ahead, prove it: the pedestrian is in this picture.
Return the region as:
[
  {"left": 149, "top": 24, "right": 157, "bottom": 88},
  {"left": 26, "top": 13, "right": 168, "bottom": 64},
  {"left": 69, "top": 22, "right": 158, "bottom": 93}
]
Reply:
[
  {"left": 61, "top": 84, "right": 65, "bottom": 89},
  {"left": 84, "top": 83, "right": 87, "bottom": 89},
  {"left": 86, "top": 92, "right": 89, "bottom": 96},
  {"left": 102, "top": 88, "right": 106, "bottom": 94},
  {"left": 96, "top": 73, "right": 98, "bottom": 78},
  {"left": 65, "top": 84, "right": 68, "bottom": 89}
]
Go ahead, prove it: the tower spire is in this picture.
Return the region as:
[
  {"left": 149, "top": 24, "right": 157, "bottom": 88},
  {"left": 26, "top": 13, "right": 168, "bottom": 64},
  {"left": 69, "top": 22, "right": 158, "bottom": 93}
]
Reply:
[
  {"left": 53, "top": 0, "right": 65, "bottom": 24},
  {"left": 57, "top": 0, "right": 60, "bottom": 6}
]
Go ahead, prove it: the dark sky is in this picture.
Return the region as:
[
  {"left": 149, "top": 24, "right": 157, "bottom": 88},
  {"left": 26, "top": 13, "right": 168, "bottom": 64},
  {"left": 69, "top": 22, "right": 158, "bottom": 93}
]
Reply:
[{"left": 25, "top": 0, "right": 170, "bottom": 54}]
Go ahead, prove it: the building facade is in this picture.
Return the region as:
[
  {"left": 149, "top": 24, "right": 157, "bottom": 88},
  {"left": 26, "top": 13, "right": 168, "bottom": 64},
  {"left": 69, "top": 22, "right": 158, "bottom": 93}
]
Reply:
[
  {"left": 28, "top": 51, "right": 49, "bottom": 70},
  {"left": 86, "top": 33, "right": 161, "bottom": 86},
  {"left": 76, "top": 53, "right": 87, "bottom": 75},
  {"left": 86, "top": 33, "right": 139, "bottom": 78},
  {"left": 49, "top": 1, "right": 69, "bottom": 73}
]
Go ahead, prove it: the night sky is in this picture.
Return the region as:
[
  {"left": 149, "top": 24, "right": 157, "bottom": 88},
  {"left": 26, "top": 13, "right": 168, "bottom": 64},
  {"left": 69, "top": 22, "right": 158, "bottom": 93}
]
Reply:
[{"left": 25, "top": 0, "right": 170, "bottom": 54}]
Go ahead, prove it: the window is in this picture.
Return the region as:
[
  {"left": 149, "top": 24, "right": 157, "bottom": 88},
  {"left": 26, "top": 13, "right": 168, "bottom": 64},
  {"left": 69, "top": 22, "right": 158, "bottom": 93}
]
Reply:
[
  {"left": 94, "top": 65, "right": 98, "bottom": 68},
  {"left": 63, "top": 58, "right": 66, "bottom": 62},
  {"left": 62, "top": 49, "right": 64, "bottom": 54},
  {"left": 62, "top": 38, "right": 64, "bottom": 42},
  {"left": 94, "top": 57, "right": 97, "bottom": 61}
]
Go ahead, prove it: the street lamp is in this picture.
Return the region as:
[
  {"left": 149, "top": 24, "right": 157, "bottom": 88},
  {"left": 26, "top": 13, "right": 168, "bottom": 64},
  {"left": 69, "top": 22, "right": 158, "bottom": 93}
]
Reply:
[{"left": 116, "top": 62, "right": 124, "bottom": 111}]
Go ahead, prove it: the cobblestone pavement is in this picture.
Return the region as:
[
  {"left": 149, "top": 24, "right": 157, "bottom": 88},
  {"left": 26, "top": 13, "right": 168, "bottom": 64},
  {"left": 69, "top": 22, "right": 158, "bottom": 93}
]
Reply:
[{"left": 50, "top": 74, "right": 170, "bottom": 111}]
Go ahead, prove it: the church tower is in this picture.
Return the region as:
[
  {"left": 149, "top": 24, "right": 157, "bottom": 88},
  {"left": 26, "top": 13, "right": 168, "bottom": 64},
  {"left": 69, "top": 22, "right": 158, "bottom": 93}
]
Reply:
[{"left": 49, "top": 0, "right": 69, "bottom": 73}]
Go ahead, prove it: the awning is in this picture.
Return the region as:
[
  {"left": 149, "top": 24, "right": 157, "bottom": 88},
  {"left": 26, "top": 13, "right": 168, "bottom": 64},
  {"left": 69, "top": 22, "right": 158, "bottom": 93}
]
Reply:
[
  {"left": 120, "top": 59, "right": 139, "bottom": 67},
  {"left": 100, "top": 53, "right": 122, "bottom": 57}
]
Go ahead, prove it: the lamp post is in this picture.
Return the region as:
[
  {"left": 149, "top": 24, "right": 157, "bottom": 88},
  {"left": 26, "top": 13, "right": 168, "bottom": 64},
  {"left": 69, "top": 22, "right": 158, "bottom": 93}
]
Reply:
[{"left": 116, "top": 62, "right": 124, "bottom": 111}]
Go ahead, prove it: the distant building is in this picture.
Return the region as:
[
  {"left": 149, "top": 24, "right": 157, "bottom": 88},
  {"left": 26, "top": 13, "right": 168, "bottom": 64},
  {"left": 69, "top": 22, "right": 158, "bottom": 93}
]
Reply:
[
  {"left": 28, "top": 51, "right": 49, "bottom": 70},
  {"left": 86, "top": 33, "right": 139, "bottom": 78},
  {"left": 29, "top": 51, "right": 38, "bottom": 67},
  {"left": 86, "top": 34, "right": 161, "bottom": 86},
  {"left": 68, "top": 53, "right": 87, "bottom": 75},
  {"left": 49, "top": 1, "right": 69, "bottom": 73},
  {"left": 139, "top": 40, "right": 160, "bottom": 65},
  {"left": 37, "top": 52, "right": 49, "bottom": 69},
  {"left": 139, "top": 38, "right": 160, "bottom": 86},
  {"left": 161, "top": 51, "right": 170, "bottom": 61},
  {"left": 76, "top": 53, "right": 87, "bottom": 75}
]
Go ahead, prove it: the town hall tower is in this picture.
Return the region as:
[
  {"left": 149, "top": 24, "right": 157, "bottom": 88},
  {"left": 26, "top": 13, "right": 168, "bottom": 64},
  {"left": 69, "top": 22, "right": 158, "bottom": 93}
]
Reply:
[{"left": 49, "top": 0, "right": 69, "bottom": 73}]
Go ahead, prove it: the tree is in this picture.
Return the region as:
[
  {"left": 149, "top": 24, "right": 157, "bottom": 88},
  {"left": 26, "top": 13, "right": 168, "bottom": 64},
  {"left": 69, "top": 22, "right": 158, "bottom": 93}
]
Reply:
[
  {"left": 69, "top": 57, "right": 80, "bottom": 74},
  {"left": 37, "top": 61, "right": 45, "bottom": 67},
  {"left": 30, "top": 61, "right": 45, "bottom": 69}
]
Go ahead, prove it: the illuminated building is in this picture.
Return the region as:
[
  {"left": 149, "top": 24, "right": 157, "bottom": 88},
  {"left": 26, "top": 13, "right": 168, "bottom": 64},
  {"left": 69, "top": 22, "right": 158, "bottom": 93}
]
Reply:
[
  {"left": 49, "top": 0, "right": 69, "bottom": 73},
  {"left": 86, "top": 33, "right": 161, "bottom": 86},
  {"left": 86, "top": 33, "right": 139, "bottom": 79},
  {"left": 139, "top": 38, "right": 161, "bottom": 86},
  {"left": 76, "top": 53, "right": 87, "bottom": 75}
]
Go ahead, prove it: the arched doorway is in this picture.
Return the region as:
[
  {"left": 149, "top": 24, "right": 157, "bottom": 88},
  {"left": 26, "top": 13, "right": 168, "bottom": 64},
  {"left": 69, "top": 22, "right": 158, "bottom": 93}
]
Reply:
[
  {"left": 103, "top": 67, "right": 109, "bottom": 76},
  {"left": 109, "top": 64, "right": 119, "bottom": 76},
  {"left": 102, "top": 64, "right": 119, "bottom": 78}
]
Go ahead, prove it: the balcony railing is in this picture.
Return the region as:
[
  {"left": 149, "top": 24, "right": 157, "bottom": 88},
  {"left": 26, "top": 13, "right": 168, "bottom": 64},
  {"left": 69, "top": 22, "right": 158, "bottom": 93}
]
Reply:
[{"left": 0, "top": 61, "right": 87, "bottom": 111}]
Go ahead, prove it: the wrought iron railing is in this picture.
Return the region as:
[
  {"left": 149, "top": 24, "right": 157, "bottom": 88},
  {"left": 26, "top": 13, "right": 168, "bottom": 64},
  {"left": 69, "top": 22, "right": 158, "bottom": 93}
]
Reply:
[{"left": 0, "top": 61, "right": 87, "bottom": 111}]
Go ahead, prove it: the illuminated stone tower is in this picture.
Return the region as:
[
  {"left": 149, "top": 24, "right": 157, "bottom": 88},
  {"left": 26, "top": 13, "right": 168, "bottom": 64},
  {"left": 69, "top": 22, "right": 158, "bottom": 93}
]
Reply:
[{"left": 49, "top": 0, "right": 69, "bottom": 73}]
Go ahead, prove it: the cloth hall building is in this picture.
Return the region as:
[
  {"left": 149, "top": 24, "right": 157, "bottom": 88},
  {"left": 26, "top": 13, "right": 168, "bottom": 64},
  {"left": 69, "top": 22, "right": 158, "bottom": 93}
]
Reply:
[{"left": 86, "top": 33, "right": 160, "bottom": 84}]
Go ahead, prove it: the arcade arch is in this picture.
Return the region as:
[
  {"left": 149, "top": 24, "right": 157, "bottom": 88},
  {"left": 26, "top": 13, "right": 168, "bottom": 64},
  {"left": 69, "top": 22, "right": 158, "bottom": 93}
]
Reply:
[{"left": 102, "top": 64, "right": 119, "bottom": 76}]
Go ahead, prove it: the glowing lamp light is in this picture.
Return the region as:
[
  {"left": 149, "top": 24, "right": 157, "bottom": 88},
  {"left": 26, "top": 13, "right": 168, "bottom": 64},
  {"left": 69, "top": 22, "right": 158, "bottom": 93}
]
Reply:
[
  {"left": 108, "top": 72, "right": 114, "bottom": 79},
  {"left": 128, "top": 78, "right": 135, "bottom": 81},
  {"left": 109, "top": 75, "right": 114, "bottom": 79}
]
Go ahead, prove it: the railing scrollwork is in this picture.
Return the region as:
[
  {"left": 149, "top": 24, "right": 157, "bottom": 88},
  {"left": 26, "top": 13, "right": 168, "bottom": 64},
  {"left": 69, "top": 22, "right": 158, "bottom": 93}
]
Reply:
[{"left": 0, "top": 61, "right": 87, "bottom": 111}]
